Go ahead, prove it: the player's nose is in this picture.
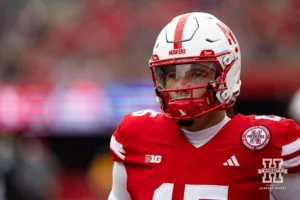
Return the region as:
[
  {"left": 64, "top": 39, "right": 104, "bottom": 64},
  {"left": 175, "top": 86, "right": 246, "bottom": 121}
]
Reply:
[
  {"left": 175, "top": 77, "right": 192, "bottom": 89},
  {"left": 174, "top": 77, "right": 191, "bottom": 98}
]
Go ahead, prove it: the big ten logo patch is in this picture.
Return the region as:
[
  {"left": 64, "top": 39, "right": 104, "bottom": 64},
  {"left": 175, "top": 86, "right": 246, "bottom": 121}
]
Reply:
[{"left": 145, "top": 155, "right": 162, "bottom": 164}]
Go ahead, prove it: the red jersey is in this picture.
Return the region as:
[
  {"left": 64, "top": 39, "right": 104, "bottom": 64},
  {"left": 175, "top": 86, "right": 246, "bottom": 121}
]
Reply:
[{"left": 110, "top": 110, "right": 300, "bottom": 200}]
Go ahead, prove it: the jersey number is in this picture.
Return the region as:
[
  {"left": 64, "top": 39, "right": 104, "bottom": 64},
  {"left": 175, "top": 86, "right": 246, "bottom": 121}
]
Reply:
[
  {"left": 255, "top": 115, "right": 281, "bottom": 122},
  {"left": 153, "top": 183, "right": 228, "bottom": 200},
  {"left": 132, "top": 110, "right": 160, "bottom": 118}
]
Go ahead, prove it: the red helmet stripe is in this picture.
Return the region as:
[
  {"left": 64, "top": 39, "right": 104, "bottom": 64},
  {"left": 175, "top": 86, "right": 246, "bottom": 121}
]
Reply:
[
  {"left": 173, "top": 14, "right": 191, "bottom": 49},
  {"left": 228, "top": 30, "right": 236, "bottom": 44}
]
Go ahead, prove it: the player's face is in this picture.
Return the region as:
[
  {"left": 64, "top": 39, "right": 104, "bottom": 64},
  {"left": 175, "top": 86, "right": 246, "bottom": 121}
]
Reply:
[{"left": 163, "top": 63, "right": 217, "bottom": 100}]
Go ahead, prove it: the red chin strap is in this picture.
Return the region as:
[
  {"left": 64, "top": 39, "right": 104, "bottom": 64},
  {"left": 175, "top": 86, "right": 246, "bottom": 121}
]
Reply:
[
  {"left": 167, "top": 97, "right": 209, "bottom": 119},
  {"left": 158, "top": 87, "right": 229, "bottom": 120}
]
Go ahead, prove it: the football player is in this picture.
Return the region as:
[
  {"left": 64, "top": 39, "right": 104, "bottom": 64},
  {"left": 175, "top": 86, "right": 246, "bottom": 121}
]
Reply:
[{"left": 108, "top": 12, "right": 300, "bottom": 200}]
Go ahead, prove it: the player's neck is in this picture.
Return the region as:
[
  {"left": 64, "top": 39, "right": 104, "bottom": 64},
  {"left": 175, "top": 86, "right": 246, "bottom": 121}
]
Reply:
[{"left": 180, "top": 111, "right": 226, "bottom": 132}]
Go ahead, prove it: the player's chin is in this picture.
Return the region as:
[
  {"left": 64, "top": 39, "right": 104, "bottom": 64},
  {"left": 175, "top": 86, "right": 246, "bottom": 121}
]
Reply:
[{"left": 176, "top": 119, "right": 194, "bottom": 127}]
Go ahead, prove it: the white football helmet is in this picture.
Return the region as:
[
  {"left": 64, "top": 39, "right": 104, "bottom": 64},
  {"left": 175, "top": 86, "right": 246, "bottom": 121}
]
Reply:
[{"left": 149, "top": 12, "right": 242, "bottom": 119}]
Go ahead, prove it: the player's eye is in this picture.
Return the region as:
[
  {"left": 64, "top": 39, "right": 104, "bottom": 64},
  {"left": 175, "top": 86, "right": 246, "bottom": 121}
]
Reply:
[
  {"left": 167, "top": 73, "right": 176, "bottom": 79},
  {"left": 192, "top": 70, "right": 207, "bottom": 78}
]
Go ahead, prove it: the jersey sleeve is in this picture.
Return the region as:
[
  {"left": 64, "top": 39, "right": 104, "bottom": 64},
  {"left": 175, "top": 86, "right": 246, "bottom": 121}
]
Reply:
[
  {"left": 110, "top": 117, "right": 128, "bottom": 162},
  {"left": 108, "top": 162, "right": 131, "bottom": 200},
  {"left": 281, "top": 120, "right": 300, "bottom": 173}
]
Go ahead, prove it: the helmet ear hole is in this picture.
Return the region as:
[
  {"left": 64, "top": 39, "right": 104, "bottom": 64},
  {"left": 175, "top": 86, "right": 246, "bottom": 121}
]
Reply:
[
  {"left": 222, "top": 53, "right": 235, "bottom": 66},
  {"left": 220, "top": 91, "right": 228, "bottom": 101},
  {"left": 215, "top": 87, "right": 227, "bottom": 104}
]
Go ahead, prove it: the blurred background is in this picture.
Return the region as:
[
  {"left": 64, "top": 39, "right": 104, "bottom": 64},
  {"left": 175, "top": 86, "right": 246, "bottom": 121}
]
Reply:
[{"left": 0, "top": 0, "right": 299, "bottom": 199}]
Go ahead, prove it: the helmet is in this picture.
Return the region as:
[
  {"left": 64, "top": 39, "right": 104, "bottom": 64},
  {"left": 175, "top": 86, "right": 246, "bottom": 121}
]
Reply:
[{"left": 149, "top": 12, "right": 242, "bottom": 120}]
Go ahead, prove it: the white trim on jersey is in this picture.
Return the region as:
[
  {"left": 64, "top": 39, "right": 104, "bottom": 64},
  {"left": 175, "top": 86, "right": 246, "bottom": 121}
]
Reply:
[
  {"left": 282, "top": 138, "right": 300, "bottom": 156},
  {"left": 108, "top": 162, "right": 131, "bottom": 200},
  {"left": 282, "top": 155, "right": 300, "bottom": 168},
  {"left": 110, "top": 136, "right": 126, "bottom": 160}
]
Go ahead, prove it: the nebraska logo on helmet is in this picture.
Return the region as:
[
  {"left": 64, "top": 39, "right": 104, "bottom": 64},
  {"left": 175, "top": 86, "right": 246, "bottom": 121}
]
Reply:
[
  {"left": 169, "top": 48, "right": 186, "bottom": 55},
  {"left": 241, "top": 125, "right": 272, "bottom": 151}
]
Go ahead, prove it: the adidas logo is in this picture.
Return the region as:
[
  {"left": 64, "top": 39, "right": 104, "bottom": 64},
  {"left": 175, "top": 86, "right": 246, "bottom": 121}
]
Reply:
[{"left": 223, "top": 155, "right": 240, "bottom": 166}]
